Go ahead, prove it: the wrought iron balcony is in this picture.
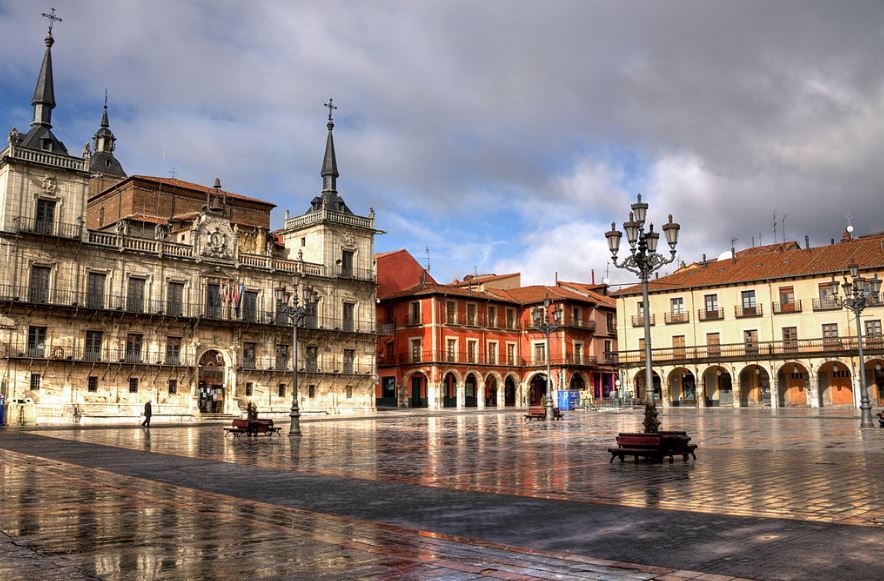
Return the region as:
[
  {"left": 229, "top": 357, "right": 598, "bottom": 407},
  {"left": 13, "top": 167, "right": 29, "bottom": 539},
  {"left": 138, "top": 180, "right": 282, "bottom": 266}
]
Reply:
[
  {"left": 734, "top": 304, "right": 763, "bottom": 318},
  {"left": 664, "top": 311, "right": 690, "bottom": 324},
  {"left": 812, "top": 297, "right": 840, "bottom": 311},
  {"left": 631, "top": 314, "right": 655, "bottom": 327},
  {"left": 14, "top": 216, "right": 83, "bottom": 240},
  {"left": 772, "top": 300, "right": 802, "bottom": 314},
  {"left": 697, "top": 308, "right": 724, "bottom": 321}
]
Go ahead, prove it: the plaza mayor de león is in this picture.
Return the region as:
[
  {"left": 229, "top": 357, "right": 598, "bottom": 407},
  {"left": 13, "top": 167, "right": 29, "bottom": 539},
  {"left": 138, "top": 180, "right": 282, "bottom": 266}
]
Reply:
[{"left": 0, "top": 29, "right": 380, "bottom": 424}]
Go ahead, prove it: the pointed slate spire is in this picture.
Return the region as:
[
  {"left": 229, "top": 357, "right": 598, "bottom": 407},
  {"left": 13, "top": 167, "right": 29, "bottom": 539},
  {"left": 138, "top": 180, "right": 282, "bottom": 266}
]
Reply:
[
  {"left": 93, "top": 91, "right": 115, "bottom": 153},
  {"left": 321, "top": 98, "right": 339, "bottom": 193},
  {"left": 31, "top": 34, "right": 56, "bottom": 127},
  {"left": 89, "top": 92, "right": 126, "bottom": 177}
]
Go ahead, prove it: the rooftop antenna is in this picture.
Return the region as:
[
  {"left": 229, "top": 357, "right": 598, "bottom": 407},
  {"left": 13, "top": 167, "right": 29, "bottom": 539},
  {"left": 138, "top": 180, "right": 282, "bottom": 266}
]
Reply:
[
  {"left": 169, "top": 167, "right": 177, "bottom": 179},
  {"left": 730, "top": 238, "right": 738, "bottom": 262},
  {"left": 42, "top": 8, "right": 62, "bottom": 35},
  {"left": 423, "top": 247, "right": 431, "bottom": 273},
  {"left": 772, "top": 210, "right": 777, "bottom": 244},
  {"left": 781, "top": 213, "right": 787, "bottom": 243}
]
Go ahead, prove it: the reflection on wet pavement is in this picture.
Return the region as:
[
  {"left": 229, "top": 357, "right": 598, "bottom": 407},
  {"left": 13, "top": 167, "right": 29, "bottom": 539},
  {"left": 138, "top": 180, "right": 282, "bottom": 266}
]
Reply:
[
  {"left": 35, "top": 409, "right": 884, "bottom": 526},
  {"left": 0, "top": 449, "right": 735, "bottom": 580}
]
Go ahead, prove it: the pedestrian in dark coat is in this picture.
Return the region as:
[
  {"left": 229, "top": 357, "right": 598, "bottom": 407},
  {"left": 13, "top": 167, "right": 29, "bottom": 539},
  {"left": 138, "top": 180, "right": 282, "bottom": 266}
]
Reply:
[{"left": 142, "top": 401, "right": 152, "bottom": 427}]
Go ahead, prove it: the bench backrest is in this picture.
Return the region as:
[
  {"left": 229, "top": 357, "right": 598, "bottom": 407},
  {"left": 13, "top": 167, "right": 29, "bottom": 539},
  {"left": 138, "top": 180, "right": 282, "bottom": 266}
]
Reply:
[
  {"left": 616, "top": 434, "right": 662, "bottom": 447},
  {"left": 528, "top": 408, "right": 545, "bottom": 414},
  {"left": 658, "top": 430, "right": 688, "bottom": 437},
  {"left": 232, "top": 419, "right": 250, "bottom": 428}
]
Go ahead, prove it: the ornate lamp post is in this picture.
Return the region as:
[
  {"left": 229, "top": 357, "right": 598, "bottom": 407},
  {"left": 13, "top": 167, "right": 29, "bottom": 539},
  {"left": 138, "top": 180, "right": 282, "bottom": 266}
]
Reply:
[
  {"left": 605, "top": 194, "right": 680, "bottom": 413},
  {"left": 832, "top": 263, "right": 882, "bottom": 428},
  {"left": 279, "top": 276, "right": 320, "bottom": 437},
  {"left": 532, "top": 298, "right": 562, "bottom": 420}
]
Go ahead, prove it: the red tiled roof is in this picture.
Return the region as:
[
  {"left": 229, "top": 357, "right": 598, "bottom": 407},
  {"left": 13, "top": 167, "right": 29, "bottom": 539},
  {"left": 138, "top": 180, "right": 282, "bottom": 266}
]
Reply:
[
  {"left": 449, "top": 272, "right": 519, "bottom": 287},
  {"left": 123, "top": 213, "right": 168, "bottom": 225},
  {"left": 376, "top": 250, "right": 438, "bottom": 299},
  {"left": 129, "top": 176, "right": 276, "bottom": 207},
  {"left": 616, "top": 234, "right": 884, "bottom": 296},
  {"left": 555, "top": 281, "right": 616, "bottom": 308},
  {"left": 381, "top": 282, "right": 508, "bottom": 302},
  {"left": 485, "top": 285, "right": 599, "bottom": 305}
]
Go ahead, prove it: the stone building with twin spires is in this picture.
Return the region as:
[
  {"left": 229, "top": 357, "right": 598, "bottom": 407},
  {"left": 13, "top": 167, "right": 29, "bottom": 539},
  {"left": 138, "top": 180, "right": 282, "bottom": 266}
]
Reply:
[{"left": 0, "top": 27, "right": 380, "bottom": 425}]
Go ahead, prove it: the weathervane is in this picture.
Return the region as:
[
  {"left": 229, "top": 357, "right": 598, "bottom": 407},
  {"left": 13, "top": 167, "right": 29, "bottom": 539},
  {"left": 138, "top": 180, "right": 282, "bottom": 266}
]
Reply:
[
  {"left": 42, "top": 8, "right": 62, "bottom": 35},
  {"left": 324, "top": 98, "right": 337, "bottom": 121}
]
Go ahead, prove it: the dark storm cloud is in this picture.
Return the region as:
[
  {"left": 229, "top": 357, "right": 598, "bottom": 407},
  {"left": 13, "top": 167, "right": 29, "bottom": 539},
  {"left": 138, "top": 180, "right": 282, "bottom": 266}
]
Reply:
[{"left": 1, "top": 1, "right": 883, "bottom": 283}]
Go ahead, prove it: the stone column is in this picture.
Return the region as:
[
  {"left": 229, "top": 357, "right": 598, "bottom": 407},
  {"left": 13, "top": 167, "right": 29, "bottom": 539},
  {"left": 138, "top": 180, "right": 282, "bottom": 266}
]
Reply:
[
  {"left": 660, "top": 368, "right": 671, "bottom": 408},
  {"left": 497, "top": 383, "right": 505, "bottom": 407},
  {"left": 427, "top": 382, "right": 440, "bottom": 410},
  {"left": 477, "top": 385, "right": 486, "bottom": 409},
  {"left": 457, "top": 382, "right": 465, "bottom": 409},
  {"left": 769, "top": 364, "right": 779, "bottom": 409}
]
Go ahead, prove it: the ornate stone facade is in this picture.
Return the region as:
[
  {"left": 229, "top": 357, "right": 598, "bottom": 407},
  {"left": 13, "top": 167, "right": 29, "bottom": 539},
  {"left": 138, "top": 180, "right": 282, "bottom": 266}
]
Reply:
[{"left": 0, "top": 29, "right": 379, "bottom": 425}]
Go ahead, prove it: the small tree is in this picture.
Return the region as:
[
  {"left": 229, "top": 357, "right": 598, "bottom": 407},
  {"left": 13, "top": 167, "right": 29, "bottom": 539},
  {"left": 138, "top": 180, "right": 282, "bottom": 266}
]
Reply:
[{"left": 642, "top": 401, "right": 660, "bottom": 433}]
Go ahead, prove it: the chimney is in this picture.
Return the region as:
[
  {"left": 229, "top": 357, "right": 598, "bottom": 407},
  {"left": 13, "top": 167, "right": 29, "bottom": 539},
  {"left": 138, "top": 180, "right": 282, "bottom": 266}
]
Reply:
[
  {"left": 555, "top": 271, "right": 558, "bottom": 283},
  {"left": 731, "top": 246, "right": 736, "bottom": 263},
  {"left": 591, "top": 269, "right": 595, "bottom": 285},
  {"left": 831, "top": 238, "right": 835, "bottom": 245},
  {"left": 805, "top": 234, "right": 810, "bottom": 250},
  {"left": 702, "top": 253, "right": 707, "bottom": 266}
]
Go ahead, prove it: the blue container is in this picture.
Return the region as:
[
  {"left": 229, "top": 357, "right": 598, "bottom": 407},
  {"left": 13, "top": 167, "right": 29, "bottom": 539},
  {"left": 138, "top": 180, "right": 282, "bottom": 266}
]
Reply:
[
  {"left": 557, "top": 390, "right": 580, "bottom": 411},
  {"left": 0, "top": 394, "right": 4, "bottom": 426}
]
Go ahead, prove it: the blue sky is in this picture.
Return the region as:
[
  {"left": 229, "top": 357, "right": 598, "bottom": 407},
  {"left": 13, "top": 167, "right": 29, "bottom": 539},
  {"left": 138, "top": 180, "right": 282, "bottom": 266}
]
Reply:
[{"left": 3, "top": 1, "right": 883, "bottom": 286}]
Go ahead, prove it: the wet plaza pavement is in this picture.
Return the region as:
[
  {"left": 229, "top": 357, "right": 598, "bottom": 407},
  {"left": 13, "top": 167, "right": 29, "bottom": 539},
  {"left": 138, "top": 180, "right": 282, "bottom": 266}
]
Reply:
[{"left": 1, "top": 408, "right": 883, "bottom": 580}]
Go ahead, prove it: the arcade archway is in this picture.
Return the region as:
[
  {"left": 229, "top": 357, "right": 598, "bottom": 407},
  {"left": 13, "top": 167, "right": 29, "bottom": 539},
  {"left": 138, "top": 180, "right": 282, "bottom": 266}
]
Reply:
[
  {"left": 198, "top": 350, "right": 226, "bottom": 413},
  {"left": 777, "top": 363, "right": 809, "bottom": 406},
  {"left": 817, "top": 361, "right": 852, "bottom": 406},
  {"left": 738, "top": 365, "right": 770, "bottom": 407}
]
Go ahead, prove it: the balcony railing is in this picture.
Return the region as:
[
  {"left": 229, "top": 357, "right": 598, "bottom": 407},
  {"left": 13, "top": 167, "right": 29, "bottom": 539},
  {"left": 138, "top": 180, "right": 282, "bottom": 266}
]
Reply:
[
  {"left": 812, "top": 297, "right": 839, "bottom": 311},
  {"left": 14, "top": 216, "right": 83, "bottom": 240},
  {"left": 381, "top": 351, "right": 605, "bottom": 367},
  {"left": 564, "top": 319, "right": 597, "bottom": 331},
  {"left": 735, "top": 304, "right": 763, "bottom": 318},
  {"left": 664, "top": 311, "right": 690, "bottom": 325},
  {"left": 3, "top": 344, "right": 191, "bottom": 366},
  {"left": 334, "top": 265, "right": 376, "bottom": 281},
  {"left": 608, "top": 335, "right": 884, "bottom": 366},
  {"left": 772, "top": 300, "right": 802, "bottom": 314},
  {"left": 631, "top": 314, "right": 655, "bottom": 327},
  {"left": 0, "top": 284, "right": 376, "bottom": 333},
  {"left": 697, "top": 308, "right": 724, "bottom": 321}
]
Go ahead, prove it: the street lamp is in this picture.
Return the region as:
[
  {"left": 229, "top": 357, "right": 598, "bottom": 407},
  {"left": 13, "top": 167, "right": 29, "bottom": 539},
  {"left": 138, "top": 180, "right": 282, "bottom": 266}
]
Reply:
[
  {"left": 278, "top": 276, "right": 320, "bottom": 437},
  {"left": 832, "top": 263, "right": 882, "bottom": 428},
  {"left": 532, "top": 298, "right": 562, "bottom": 420},
  {"left": 605, "top": 194, "right": 680, "bottom": 412}
]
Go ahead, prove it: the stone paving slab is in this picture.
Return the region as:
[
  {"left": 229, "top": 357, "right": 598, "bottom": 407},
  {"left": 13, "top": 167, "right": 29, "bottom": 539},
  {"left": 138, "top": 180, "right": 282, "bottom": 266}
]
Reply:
[{"left": 0, "top": 449, "right": 740, "bottom": 581}]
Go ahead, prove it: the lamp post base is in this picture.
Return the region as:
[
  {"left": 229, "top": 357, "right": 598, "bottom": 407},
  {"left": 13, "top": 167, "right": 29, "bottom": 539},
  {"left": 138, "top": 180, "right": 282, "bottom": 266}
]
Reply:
[
  {"left": 289, "top": 407, "right": 301, "bottom": 437},
  {"left": 859, "top": 400, "right": 873, "bottom": 428}
]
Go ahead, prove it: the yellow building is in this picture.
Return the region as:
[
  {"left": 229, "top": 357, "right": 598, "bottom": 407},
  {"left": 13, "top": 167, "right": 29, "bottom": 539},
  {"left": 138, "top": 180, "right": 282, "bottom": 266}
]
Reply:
[{"left": 612, "top": 235, "right": 884, "bottom": 409}]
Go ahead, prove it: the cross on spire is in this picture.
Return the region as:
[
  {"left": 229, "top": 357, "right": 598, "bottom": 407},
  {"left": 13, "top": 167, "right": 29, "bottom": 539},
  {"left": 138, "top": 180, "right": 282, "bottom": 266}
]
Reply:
[
  {"left": 324, "top": 98, "right": 337, "bottom": 121},
  {"left": 41, "top": 8, "right": 62, "bottom": 35}
]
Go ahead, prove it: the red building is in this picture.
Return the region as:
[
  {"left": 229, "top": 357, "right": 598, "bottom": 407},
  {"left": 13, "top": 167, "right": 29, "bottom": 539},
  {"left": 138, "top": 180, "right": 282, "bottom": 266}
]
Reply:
[{"left": 376, "top": 251, "right": 618, "bottom": 408}]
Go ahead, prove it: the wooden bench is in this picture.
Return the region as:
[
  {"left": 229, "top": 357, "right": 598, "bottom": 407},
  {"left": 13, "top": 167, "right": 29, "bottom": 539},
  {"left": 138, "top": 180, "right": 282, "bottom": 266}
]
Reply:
[
  {"left": 524, "top": 407, "right": 565, "bottom": 421},
  {"left": 223, "top": 418, "right": 282, "bottom": 437},
  {"left": 608, "top": 432, "right": 697, "bottom": 463},
  {"left": 524, "top": 407, "right": 546, "bottom": 421}
]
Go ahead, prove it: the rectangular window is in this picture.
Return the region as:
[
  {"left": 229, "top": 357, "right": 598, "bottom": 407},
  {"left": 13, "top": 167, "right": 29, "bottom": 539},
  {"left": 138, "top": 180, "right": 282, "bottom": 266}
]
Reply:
[
  {"left": 507, "top": 343, "right": 516, "bottom": 366},
  {"left": 242, "top": 290, "right": 258, "bottom": 322},
  {"left": 606, "top": 311, "right": 616, "bottom": 333},
  {"left": 574, "top": 342, "right": 583, "bottom": 364},
  {"left": 125, "top": 333, "right": 143, "bottom": 363},
  {"left": 638, "top": 337, "right": 646, "bottom": 360},
  {"left": 275, "top": 290, "right": 291, "bottom": 325},
  {"left": 343, "top": 349, "right": 355, "bottom": 374},
  {"left": 411, "top": 339, "right": 422, "bottom": 363},
  {"left": 87, "top": 376, "right": 98, "bottom": 392},
  {"left": 305, "top": 346, "right": 318, "bottom": 372},
  {"left": 487, "top": 342, "right": 498, "bottom": 364},
  {"left": 206, "top": 283, "right": 221, "bottom": 319},
  {"left": 446, "top": 338, "right": 457, "bottom": 362},
  {"left": 822, "top": 323, "right": 840, "bottom": 347},
  {"left": 27, "top": 326, "right": 47, "bottom": 358},
  {"left": 245, "top": 382, "right": 253, "bottom": 396},
  {"left": 783, "top": 326, "right": 798, "bottom": 351},
  {"left": 866, "top": 320, "right": 883, "bottom": 347},
  {"left": 342, "top": 302, "right": 355, "bottom": 332},
  {"left": 744, "top": 329, "right": 758, "bottom": 354},
  {"left": 741, "top": 290, "right": 756, "bottom": 309},
  {"left": 817, "top": 283, "right": 839, "bottom": 310},
  {"left": 707, "top": 332, "right": 720, "bottom": 357},
  {"left": 778, "top": 286, "right": 797, "bottom": 312},
  {"left": 30, "top": 373, "right": 41, "bottom": 390},
  {"left": 128, "top": 377, "right": 138, "bottom": 393},
  {"left": 167, "top": 379, "right": 177, "bottom": 394},
  {"left": 446, "top": 301, "right": 457, "bottom": 325},
  {"left": 346, "top": 385, "right": 353, "bottom": 399},
  {"left": 704, "top": 294, "right": 719, "bottom": 312},
  {"left": 670, "top": 297, "right": 685, "bottom": 314},
  {"left": 85, "top": 330, "right": 102, "bottom": 361},
  {"left": 87, "top": 272, "right": 106, "bottom": 310},
  {"left": 29, "top": 265, "right": 51, "bottom": 303},
  {"left": 672, "top": 335, "right": 686, "bottom": 358},
  {"left": 409, "top": 301, "right": 421, "bottom": 325},
  {"left": 308, "top": 384, "right": 316, "bottom": 398},
  {"left": 505, "top": 308, "right": 517, "bottom": 329},
  {"left": 278, "top": 383, "right": 286, "bottom": 397},
  {"left": 35, "top": 198, "right": 56, "bottom": 234},
  {"left": 603, "top": 340, "right": 613, "bottom": 358},
  {"left": 275, "top": 344, "right": 289, "bottom": 371},
  {"left": 466, "top": 340, "right": 477, "bottom": 363},
  {"left": 340, "top": 250, "right": 354, "bottom": 277},
  {"left": 466, "top": 303, "right": 478, "bottom": 326},
  {"left": 533, "top": 342, "right": 546, "bottom": 364},
  {"left": 487, "top": 306, "right": 497, "bottom": 328},
  {"left": 243, "top": 342, "right": 257, "bottom": 369},
  {"left": 572, "top": 307, "right": 583, "bottom": 326},
  {"left": 127, "top": 277, "right": 146, "bottom": 313},
  {"left": 166, "top": 337, "right": 181, "bottom": 365},
  {"left": 167, "top": 282, "right": 184, "bottom": 317}
]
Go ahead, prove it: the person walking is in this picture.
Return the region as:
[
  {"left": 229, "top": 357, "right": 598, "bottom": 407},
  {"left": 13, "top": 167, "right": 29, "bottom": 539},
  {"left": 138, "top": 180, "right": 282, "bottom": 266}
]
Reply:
[{"left": 142, "top": 400, "right": 152, "bottom": 427}]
